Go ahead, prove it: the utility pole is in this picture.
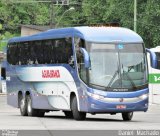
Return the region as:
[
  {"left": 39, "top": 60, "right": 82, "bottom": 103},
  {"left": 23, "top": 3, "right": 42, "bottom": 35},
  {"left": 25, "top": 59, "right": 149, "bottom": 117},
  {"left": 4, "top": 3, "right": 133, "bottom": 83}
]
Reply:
[
  {"left": 134, "top": 0, "right": 137, "bottom": 32},
  {"left": 50, "top": 0, "right": 54, "bottom": 28}
]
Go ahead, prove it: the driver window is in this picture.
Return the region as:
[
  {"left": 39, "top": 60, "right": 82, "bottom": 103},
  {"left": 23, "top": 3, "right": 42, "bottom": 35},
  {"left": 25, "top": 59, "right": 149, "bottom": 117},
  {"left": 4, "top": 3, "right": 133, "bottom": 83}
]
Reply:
[{"left": 75, "top": 37, "right": 87, "bottom": 83}]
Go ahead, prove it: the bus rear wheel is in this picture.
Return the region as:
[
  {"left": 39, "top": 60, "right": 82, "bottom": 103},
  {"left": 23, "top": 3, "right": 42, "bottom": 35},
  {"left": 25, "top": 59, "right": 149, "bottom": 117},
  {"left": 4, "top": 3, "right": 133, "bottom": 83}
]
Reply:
[
  {"left": 27, "top": 95, "right": 38, "bottom": 116},
  {"left": 122, "top": 112, "right": 133, "bottom": 121},
  {"left": 20, "top": 97, "right": 28, "bottom": 116},
  {"left": 71, "top": 96, "right": 86, "bottom": 121},
  {"left": 37, "top": 110, "right": 45, "bottom": 117}
]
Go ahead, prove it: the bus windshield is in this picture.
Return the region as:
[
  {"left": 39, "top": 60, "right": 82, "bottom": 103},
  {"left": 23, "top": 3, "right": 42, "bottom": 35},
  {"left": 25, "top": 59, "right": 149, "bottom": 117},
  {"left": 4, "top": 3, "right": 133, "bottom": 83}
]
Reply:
[{"left": 86, "top": 43, "right": 148, "bottom": 91}]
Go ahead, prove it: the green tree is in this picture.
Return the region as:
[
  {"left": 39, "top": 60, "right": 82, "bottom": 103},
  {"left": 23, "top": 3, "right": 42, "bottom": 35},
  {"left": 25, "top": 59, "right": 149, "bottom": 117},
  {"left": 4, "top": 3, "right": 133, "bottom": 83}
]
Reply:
[
  {"left": 138, "top": 0, "right": 160, "bottom": 47},
  {"left": 0, "top": 0, "right": 50, "bottom": 34}
]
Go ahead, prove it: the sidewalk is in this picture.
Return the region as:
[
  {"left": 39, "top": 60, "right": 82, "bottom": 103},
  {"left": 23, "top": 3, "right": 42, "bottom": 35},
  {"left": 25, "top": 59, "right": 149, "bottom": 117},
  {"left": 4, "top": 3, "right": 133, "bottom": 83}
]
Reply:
[{"left": 0, "top": 93, "right": 6, "bottom": 96}]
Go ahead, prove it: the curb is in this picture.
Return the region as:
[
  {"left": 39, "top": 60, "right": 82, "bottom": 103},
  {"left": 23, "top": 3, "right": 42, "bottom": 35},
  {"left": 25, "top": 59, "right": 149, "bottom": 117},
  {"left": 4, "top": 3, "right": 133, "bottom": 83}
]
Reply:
[
  {"left": 0, "top": 93, "right": 6, "bottom": 96},
  {"left": 149, "top": 103, "right": 160, "bottom": 106}
]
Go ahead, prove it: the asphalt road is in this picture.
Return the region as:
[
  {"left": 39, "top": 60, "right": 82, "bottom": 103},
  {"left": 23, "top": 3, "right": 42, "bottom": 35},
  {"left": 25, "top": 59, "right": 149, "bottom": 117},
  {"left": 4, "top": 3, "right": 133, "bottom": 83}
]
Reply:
[{"left": 0, "top": 95, "right": 160, "bottom": 130}]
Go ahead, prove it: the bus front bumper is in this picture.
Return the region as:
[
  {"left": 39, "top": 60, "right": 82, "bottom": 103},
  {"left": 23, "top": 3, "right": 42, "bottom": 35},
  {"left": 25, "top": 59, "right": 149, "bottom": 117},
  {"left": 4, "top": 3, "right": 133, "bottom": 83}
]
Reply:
[{"left": 86, "top": 93, "right": 149, "bottom": 113}]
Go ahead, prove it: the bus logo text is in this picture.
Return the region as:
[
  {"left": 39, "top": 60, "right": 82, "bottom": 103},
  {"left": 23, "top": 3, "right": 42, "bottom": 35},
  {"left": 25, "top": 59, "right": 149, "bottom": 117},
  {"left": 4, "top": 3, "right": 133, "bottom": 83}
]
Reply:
[{"left": 42, "top": 70, "right": 60, "bottom": 78}]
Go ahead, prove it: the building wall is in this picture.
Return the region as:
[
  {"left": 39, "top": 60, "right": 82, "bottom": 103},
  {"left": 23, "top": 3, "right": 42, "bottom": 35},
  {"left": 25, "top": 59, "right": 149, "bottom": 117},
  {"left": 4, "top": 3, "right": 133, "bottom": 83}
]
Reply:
[{"left": 21, "top": 27, "right": 42, "bottom": 36}]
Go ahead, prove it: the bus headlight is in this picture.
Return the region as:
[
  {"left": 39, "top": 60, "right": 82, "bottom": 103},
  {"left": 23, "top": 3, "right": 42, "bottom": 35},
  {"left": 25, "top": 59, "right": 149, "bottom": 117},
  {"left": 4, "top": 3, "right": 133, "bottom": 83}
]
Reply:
[
  {"left": 88, "top": 92, "right": 104, "bottom": 100},
  {"left": 139, "top": 93, "right": 148, "bottom": 100}
]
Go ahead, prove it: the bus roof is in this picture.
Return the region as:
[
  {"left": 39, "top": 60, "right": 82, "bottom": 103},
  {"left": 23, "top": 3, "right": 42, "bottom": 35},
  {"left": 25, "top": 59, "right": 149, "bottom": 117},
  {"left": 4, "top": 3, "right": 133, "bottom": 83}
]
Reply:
[
  {"left": 150, "top": 46, "right": 160, "bottom": 52},
  {"left": 8, "top": 26, "right": 143, "bottom": 43}
]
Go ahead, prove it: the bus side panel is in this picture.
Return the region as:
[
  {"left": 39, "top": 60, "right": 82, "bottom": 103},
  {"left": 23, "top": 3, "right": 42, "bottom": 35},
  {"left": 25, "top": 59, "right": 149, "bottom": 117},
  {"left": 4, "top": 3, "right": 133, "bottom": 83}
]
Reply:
[
  {"left": 147, "top": 52, "right": 160, "bottom": 104},
  {"left": 30, "top": 91, "right": 55, "bottom": 110},
  {"left": 6, "top": 64, "right": 20, "bottom": 108},
  {"left": 76, "top": 81, "right": 89, "bottom": 112},
  {"left": 149, "top": 67, "right": 160, "bottom": 104},
  {"left": 15, "top": 66, "right": 80, "bottom": 111},
  {"left": 7, "top": 93, "right": 19, "bottom": 108},
  {"left": 6, "top": 64, "right": 53, "bottom": 110}
]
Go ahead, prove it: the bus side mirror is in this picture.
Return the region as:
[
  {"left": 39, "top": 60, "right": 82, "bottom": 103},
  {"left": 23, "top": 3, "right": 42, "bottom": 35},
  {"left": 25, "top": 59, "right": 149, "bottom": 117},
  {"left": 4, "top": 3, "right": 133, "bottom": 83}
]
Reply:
[
  {"left": 80, "top": 48, "right": 91, "bottom": 68},
  {"left": 146, "top": 48, "right": 157, "bottom": 68}
]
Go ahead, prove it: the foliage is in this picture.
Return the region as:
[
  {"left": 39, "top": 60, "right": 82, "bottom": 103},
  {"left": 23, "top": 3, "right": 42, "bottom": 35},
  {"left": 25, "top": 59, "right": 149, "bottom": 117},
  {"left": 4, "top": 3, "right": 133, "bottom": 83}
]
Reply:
[
  {"left": 0, "top": 0, "right": 50, "bottom": 33},
  {"left": 0, "top": 31, "right": 19, "bottom": 51}
]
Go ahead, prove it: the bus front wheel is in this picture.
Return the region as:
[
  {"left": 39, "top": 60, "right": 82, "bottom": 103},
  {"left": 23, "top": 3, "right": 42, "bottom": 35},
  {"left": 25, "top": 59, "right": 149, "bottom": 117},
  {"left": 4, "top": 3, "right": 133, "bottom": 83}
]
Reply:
[
  {"left": 63, "top": 111, "right": 73, "bottom": 118},
  {"left": 122, "top": 112, "right": 133, "bottom": 121},
  {"left": 20, "top": 97, "right": 28, "bottom": 116},
  {"left": 71, "top": 96, "right": 86, "bottom": 121}
]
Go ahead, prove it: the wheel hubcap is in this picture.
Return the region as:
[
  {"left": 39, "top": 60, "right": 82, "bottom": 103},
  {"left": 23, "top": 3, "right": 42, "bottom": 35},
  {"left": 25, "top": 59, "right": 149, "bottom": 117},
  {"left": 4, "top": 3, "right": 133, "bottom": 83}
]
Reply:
[
  {"left": 129, "top": 112, "right": 133, "bottom": 117},
  {"left": 27, "top": 100, "right": 31, "bottom": 113},
  {"left": 20, "top": 99, "right": 25, "bottom": 112}
]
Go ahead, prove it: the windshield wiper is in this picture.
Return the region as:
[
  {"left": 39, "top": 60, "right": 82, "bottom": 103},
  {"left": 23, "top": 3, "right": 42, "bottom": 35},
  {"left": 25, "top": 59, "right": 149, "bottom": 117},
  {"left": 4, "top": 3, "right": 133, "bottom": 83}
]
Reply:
[
  {"left": 107, "top": 65, "right": 137, "bottom": 89},
  {"left": 123, "top": 72, "right": 137, "bottom": 89},
  {"left": 90, "top": 83, "right": 115, "bottom": 91},
  {"left": 107, "top": 68, "right": 120, "bottom": 88},
  {"left": 122, "top": 64, "right": 137, "bottom": 89}
]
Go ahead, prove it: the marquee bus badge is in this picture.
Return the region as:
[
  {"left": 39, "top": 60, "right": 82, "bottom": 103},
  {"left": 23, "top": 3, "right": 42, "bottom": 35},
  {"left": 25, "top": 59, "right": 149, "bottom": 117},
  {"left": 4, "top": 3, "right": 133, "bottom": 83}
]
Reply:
[
  {"left": 42, "top": 70, "right": 60, "bottom": 78},
  {"left": 119, "top": 98, "right": 124, "bottom": 102}
]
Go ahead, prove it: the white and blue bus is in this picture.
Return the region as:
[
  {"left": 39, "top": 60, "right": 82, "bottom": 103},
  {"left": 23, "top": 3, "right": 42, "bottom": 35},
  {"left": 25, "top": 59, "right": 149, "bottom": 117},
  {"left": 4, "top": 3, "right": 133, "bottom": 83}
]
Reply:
[
  {"left": 147, "top": 46, "right": 160, "bottom": 104},
  {"left": 2, "top": 26, "right": 156, "bottom": 121}
]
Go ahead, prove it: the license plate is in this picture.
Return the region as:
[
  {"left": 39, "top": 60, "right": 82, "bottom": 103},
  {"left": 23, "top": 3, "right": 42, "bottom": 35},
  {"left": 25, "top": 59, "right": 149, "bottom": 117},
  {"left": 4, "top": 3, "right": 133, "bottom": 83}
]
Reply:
[{"left": 116, "top": 105, "right": 126, "bottom": 109}]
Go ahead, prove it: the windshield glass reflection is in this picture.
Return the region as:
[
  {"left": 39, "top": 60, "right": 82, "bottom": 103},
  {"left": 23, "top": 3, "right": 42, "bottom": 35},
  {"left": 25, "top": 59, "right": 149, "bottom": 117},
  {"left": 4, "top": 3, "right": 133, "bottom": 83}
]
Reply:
[{"left": 86, "top": 43, "right": 148, "bottom": 90}]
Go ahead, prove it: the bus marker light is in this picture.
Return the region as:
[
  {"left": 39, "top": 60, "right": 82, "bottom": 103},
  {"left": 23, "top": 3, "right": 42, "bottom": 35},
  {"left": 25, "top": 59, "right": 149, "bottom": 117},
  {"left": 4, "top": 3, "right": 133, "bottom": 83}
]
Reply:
[
  {"left": 91, "top": 94, "right": 104, "bottom": 100},
  {"left": 87, "top": 92, "right": 104, "bottom": 100},
  {"left": 81, "top": 95, "right": 84, "bottom": 98}
]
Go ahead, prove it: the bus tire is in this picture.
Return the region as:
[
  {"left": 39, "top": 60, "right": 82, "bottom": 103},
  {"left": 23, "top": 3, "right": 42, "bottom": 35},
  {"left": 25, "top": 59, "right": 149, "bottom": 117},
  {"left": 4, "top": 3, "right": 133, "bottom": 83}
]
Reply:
[
  {"left": 63, "top": 111, "right": 73, "bottom": 118},
  {"left": 37, "top": 110, "right": 45, "bottom": 117},
  {"left": 71, "top": 96, "right": 86, "bottom": 121},
  {"left": 122, "top": 112, "right": 133, "bottom": 121},
  {"left": 27, "top": 95, "right": 38, "bottom": 116},
  {"left": 20, "top": 97, "right": 28, "bottom": 116}
]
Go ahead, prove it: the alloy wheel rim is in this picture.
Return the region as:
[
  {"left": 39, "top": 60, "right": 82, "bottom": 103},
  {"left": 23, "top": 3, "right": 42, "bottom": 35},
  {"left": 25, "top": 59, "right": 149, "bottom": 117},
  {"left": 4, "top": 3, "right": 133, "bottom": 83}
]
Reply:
[
  {"left": 27, "top": 100, "right": 32, "bottom": 113},
  {"left": 20, "top": 99, "right": 25, "bottom": 112}
]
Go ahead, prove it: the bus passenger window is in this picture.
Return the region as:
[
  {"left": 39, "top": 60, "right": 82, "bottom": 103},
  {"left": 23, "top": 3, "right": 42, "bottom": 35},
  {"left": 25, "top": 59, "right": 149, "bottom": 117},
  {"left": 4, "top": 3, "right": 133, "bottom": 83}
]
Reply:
[
  {"left": 65, "top": 38, "right": 74, "bottom": 68},
  {"left": 51, "top": 40, "right": 56, "bottom": 63},
  {"left": 43, "top": 40, "right": 52, "bottom": 64},
  {"left": 7, "top": 45, "right": 11, "bottom": 64},
  {"left": 17, "top": 44, "right": 21, "bottom": 65},
  {"left": 35, "top": 41, "right": 43, "bottom": 64},
  {"left": 19, "top": 42, "right": 26, "bottom": 65},
  {"left": 12, "top": 45, "right": 17, "bottom": 65},
  {"left": 55, "top": 40, "right": 61, "bottom": 63},
  {"left": 155, "top": 52, "right": 160, "bottom": 69},
  {"left": 29, "top": 43, "right": 36, "bottom": 64}
]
